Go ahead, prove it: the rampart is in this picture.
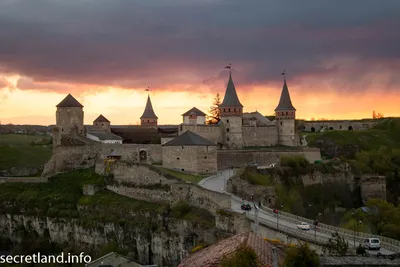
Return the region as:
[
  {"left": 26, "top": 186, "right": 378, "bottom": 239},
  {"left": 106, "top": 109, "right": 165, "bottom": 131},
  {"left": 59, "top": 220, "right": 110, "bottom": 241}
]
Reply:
[
  {"left": 42, "top": 143, "right": 162, "bottom": 177},
  {"left": 242, "top": 125, "right": 279, "bottom": 147},
  {"left": 299, "top": 119, "right": 378, "bottom": 132},
  {"left": 217, "top": 147, "right": 321, "bottom": 170},
  {"left": 105, "top": 163, "right": 231, "bottom": 213},
  {"left": 359, "top": 174, "right": 387, "bottom": 201}
]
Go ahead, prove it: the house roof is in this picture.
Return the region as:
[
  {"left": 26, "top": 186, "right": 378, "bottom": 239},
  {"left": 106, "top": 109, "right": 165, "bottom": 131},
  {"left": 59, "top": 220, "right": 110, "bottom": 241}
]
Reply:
[
  {"left": 220, "top": 73, "right": 243, "bottom": 108},
  {"left": 140, "top": 95, "right": 158, "bottom": 119},
  {"left": 56, "top": 94, "right": 83, "bottom": 108},
  {"left": 86, "top": 126, "right": 123, "bottom": 141},
  {"left": 275, "top": 79, "right": 296, "bottom": 111},
  {"left": 162, "top": 130, "right": 216, "bottom": 146},
  {"left": 182, "top": 107, "right": 207, "bottom": 116},
  {"left": 178, "top": 232, "right": 285, "bottom": 267},
  {"left": 86, "top": 252, "right": 146, "bottom": 267},
  {"left": 94, "top": 114, "right": 110, "bottom": 123},
  {"left": 243, "top": 111, "right": 271, "bottom": 125}
]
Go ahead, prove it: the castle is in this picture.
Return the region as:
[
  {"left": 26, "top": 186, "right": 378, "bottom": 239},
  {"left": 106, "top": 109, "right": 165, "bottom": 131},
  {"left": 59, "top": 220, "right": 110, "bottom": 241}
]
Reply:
[{"left": 53, "top": 70, "right": 299, "bottom": 148}]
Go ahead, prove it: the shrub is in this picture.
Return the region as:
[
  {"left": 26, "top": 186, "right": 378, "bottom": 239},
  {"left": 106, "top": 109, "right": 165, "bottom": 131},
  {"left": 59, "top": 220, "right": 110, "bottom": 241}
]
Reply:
[{"left": 220, "top": 245, "right": 262, "bottom": 267}]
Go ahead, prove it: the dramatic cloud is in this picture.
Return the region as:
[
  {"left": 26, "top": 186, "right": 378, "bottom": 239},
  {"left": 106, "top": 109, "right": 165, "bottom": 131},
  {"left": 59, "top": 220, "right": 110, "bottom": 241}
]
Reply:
[{"left": 0, "top": 0, "right": 399, "bottom": 92}]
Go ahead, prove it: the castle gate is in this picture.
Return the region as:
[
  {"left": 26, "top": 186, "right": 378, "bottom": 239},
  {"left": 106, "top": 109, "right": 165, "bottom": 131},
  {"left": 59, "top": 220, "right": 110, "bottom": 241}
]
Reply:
[{"left": 139, "top": 150, "right": 147, "bottom": 161}]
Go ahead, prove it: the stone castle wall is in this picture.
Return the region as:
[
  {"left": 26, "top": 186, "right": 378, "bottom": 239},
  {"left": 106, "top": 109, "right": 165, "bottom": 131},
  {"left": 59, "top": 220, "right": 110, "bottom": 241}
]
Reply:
[
  {"left": 217, "top": 148, "right": 321, "bottom": 170},
  {"left": 278, "top": 119, "right": 296, "bottom": 146},
  {"left": 215, "top": 211, "right": 251, "bottom": 234},
  {"left": 106, "top": 163, "right": 231, "bottom": 213},
  {"left": 56, "top": 107, "right": 84, "bottom": 136},
  {"left": 42, "top": 143, "right": 162, "bottom": 177},
  {"left": 242, "top": 125, "right": 279, "bottom": 147},
  {"left": 300, "top": 120, "right": 378, "bottom": 132},
  {"left": 179, "top": 124, "right": 222, "bottom": 144},
  {"left": 359, "top": 175, "right": 387, "bottom": 201},
  {"left": 162, "top": 146, "right": 218, "bottom": 174},
  {"left": 300, "top": 171, "right": 354, "bottom": 187}
]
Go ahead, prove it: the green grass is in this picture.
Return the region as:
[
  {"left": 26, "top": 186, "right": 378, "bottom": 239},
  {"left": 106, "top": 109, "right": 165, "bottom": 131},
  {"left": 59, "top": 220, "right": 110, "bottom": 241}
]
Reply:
[
  {"left": 0, "top": 134, "right": 52, "bottom": 171},
  {"left": 305, "top": 118, "right": 400, "bottom": 151},
  {"left": 155, "top": 167, "right": 205, "bottom": 183},
  {"left": 0, "top": 168, "right": 215, "bottom": 228},
  {"left": 240, "top": 167, "right": 273, "bottom": 186}
]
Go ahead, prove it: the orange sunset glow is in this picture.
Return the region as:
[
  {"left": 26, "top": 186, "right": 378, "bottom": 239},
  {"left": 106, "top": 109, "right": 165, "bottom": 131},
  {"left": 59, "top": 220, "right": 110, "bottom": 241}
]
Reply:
[{"left": 0, "top": 1, "right": 399, "bottom": 125}]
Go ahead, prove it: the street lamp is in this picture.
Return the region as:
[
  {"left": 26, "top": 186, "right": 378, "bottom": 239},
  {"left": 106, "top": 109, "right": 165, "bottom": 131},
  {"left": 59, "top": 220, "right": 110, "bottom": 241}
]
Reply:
[{"left": 314, "top": 213, "right": 322, "bottom": 242}]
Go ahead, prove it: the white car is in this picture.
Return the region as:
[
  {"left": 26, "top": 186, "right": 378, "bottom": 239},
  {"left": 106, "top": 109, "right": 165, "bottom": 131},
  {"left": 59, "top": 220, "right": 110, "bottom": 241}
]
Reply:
[
  {"left": 297, "top": 222, "right": 311, "bottom": 230},
  {"left": 364, "top": 238, "right": 381, "bottom": 250}
]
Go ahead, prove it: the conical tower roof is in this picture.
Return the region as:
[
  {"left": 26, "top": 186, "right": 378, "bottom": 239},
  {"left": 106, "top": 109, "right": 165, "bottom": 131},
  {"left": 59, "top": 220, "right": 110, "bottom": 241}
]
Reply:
[
  {"left": 56, "top": 94, "right": 83, "bottom": 108},
  {"left": 220, "top": 73, "right": 243, "bottom": 108},
  {"left": 140, "top": 95, "right": 158, "bottom": 119},
  {"left": 275, "top": 79, "right": 296, "bottom": 111}
]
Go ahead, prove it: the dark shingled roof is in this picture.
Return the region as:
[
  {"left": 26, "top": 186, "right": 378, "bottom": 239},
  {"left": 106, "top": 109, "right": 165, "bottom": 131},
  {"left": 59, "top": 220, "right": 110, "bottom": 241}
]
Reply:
[
  {"left": 86, "top": 126, "right": 123, "bottom": 141},
  {"left": 94, "top": 114, "right": 110, "bottom": 123},
  {"left": 220, "top": 73, "right": 243, "bottom": 108},
  {"left": 182, "top": 107, "right": 207, "bottom": 116},
  {"left": 162, "top": 130, "right": 216, "bottom": 146},
  {"left": 56, "top": 94, "right": 83, "bottom": 108},
  {"left": 140, "top": 95, "right": 158, "bottom": 119},
  {"left": 275, "top": 79, "right": 296, "bottom": 111}
]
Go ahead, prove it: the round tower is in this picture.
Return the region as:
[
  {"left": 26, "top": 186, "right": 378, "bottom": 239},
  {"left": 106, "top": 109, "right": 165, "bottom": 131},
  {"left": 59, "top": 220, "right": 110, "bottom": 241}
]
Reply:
[
  {"left": 219, "top": 68, "right": 243, "bottom": 149},
  {"left": 275, "top": 74, "right": 296, "bottom": 146},
  {"left": 55, "top": 94, "right": 84, "bottom": 137}
]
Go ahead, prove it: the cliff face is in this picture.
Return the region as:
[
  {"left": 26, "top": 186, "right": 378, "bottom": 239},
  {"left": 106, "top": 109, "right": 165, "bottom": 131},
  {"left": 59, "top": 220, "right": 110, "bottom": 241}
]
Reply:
[{"left": 0, "top": 212, "right": 212, "bottom": 267}]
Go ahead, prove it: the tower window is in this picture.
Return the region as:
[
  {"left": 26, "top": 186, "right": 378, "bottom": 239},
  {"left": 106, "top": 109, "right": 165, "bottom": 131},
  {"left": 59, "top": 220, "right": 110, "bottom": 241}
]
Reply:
[
  {"left": 227, "top": 137, "right": 230, "bottom": 141},
  {"left": 226, "top": 120, "right": 229, "bottom": 123},
  {"left": 280, "top": 122, "right": 283, "bottom": 125},
  {"left": 227, "top": 128, "right": 230, "bottom": 132},
  {"left": 286, "top": 112, "right": 288, "bottom": 115},
  {"left": 102, "top": 123, "right": 104, "bottom": 126},
  {"left": 228, "top": 108, "right": 231, "bottom": 112},
  {"left": 147, "top": 120, "right": 149, "bottom": 123},
  {"left": 234, "top": 108, "right": 236, "bottom": 112}
]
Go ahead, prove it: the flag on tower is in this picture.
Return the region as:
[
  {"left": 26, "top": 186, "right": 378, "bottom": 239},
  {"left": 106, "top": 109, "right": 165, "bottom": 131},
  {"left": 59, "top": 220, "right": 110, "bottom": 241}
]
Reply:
[{"left": 145, "top": 87, "right": 150, "bottom": 92}]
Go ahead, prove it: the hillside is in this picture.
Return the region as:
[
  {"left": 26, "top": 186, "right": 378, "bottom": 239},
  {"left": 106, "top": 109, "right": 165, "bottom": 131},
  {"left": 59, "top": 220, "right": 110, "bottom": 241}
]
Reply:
[
  {"left": 0, "top": 134, "right": 52, "bottom": 176},
  {"left": 306, "top": 118, "right": 400, "bottom": 153}
]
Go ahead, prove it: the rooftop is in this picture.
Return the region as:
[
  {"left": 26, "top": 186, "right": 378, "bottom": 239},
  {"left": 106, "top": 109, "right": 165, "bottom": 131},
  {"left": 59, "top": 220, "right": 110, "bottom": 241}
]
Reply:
[
  {"left": 178, "top": 232, "right": 285, "bottom": 267},
  {"left": 94, "top": 114, "right": 110, "bottom": 123},
  {"left": 162, "top": 130, "right": 216, "bottom": 146},
  {"left": 275, "top": 79, "right": 296, "bottom": 111},
  {"left": 182, "top": 107, "right": 207, "bottom": 116},
  {"left": 140, "top": 95, "right": 158, "bottom": 119},
  {"left": 56, "top": 94, "right": 84, "bottom": 108},
  {"left": 220, "top": 73, "right": 243, "bottom": 108},
  {"left": 86, "top": 126, "right": 123, "bottom": 141}
]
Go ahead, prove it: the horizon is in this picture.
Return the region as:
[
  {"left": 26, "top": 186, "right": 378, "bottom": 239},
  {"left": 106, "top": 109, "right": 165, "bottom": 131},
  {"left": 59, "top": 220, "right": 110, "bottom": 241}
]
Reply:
[{"left": 1, "top": 1, "right": 400, "bottom": 125}]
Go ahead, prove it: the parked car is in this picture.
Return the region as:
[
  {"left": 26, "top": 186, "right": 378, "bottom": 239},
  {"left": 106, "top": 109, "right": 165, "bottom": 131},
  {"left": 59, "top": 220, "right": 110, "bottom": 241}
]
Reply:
[
  {"left": 241, "top": 204, "right": 252, "bottom": 211},
  {"left": 297, "top": 222, "right": 311, "bottom": 230},
  {"left": 364, "top": 238, "right": 381, "bottom": 250}
]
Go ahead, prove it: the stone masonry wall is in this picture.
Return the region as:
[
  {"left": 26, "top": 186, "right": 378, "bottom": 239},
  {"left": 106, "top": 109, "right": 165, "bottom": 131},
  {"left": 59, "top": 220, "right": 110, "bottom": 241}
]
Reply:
[
  {"left": 217, "top": 148, "right": 321, "bottom": 170},
  {"left": 242, "top": 126, "right": 279, "bottom": 147},
  {"left": 162, "top": 146, "right": 217, "bottom": 174},
  {"left": 360, "top": 175, "right": 387, "bottom": 201},
  {"left": 179, "top": 124, "right": 222, "bottom": 144},
  {"left": 215, "top": 211, "right": 251, "bottom": 234},
  {"left": 42, "top": 143, "right": 162, "bottom": 177},
  {"left": 106, "top": 163, "right": 231, "bottom": 214}
]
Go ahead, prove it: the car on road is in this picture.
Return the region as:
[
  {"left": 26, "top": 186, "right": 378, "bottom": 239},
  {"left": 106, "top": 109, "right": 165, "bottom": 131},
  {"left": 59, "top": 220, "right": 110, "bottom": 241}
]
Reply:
[
  {"left": 297, "top": 222, "right": 311, "bottom": 230},
  {"left": 241, "top": 204, "right": 252, "bottom": 211},
  {"left": 364, "top": 238, "right": 381, "bottom": 250}
]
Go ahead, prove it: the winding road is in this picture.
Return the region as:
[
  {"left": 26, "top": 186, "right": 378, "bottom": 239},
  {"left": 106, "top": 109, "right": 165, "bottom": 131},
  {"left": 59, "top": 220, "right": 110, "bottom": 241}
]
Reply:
[{"left": 199, "top": 169, "right": 398, "bottom": 255}]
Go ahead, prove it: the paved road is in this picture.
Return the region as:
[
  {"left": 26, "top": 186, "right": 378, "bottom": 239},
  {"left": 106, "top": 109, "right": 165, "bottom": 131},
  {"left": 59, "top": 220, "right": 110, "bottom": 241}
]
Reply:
[{"left": 198, "top": 170, "right": 395, "bottom": 255}]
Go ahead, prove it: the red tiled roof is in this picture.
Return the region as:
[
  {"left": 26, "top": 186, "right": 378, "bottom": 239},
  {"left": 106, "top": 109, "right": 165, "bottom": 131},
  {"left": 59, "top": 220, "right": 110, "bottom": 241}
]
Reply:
[{"left": 178, "top": 232, "right": 285, "bottom": 267}]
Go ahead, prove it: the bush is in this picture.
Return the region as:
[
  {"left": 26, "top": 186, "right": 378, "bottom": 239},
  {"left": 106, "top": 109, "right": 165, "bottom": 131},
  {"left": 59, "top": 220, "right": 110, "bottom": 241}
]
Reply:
[
  {"left": 220, "top": 245, "right": 262, "bottom": 267},
  {"left": 356, "top": 244, "right": 366, "bottom": 256},
  {"left": 283, "top": 242, "right": 320, "bottom": 267}
]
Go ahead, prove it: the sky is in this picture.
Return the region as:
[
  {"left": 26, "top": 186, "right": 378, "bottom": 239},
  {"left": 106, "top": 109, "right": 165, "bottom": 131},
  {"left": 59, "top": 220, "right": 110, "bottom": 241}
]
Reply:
[{"left": 0, "top": 0, "right": 399, "bottom": 125}]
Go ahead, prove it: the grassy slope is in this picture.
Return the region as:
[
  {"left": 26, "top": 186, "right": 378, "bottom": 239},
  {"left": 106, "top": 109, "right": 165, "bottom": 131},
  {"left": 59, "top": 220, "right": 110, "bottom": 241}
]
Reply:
[
  {"left": 306, "top": 118, "right": 400, "bottom": 150},
  {"left": 0, "top": 168, "right": 214, "bottom": 227},
  {"left": 155, "top": 167, "right": 206, "bottom": 183},
  {"left": 0, "top": 134, "right": 52, "bottom": 171}
]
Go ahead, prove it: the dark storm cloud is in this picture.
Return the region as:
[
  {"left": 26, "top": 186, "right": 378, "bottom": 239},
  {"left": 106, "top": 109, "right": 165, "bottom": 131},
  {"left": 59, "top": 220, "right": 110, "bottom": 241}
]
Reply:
[{"left": 0, "top": 0, "right": 399, "bottom": 91}]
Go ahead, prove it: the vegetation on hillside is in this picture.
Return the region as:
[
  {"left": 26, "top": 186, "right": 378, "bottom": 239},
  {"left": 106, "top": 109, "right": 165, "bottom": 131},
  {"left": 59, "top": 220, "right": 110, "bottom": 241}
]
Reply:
[
  {"left": 154, "top": 166, "right": 206, "bottom": 183},
  {"left": 282, "top": 243, "right": 320, "bottom": 267},
  {"left": 220, "top": 245, "right": 262, "bottom": 267},
  {"left": 0, "top": 134, "right": 52, "bottom": 173},
  {"left": 306, "top": 118, "right": 400, "bottom": 152},
  {"left": 0, "top": 168, "right": 214, "bottom": 227}
]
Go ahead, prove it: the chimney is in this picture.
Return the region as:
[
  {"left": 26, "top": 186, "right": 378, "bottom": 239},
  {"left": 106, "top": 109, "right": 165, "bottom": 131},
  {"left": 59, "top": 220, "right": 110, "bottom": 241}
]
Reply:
[{"left": 272, "top": 247, "right": 278, "bottom": 267}]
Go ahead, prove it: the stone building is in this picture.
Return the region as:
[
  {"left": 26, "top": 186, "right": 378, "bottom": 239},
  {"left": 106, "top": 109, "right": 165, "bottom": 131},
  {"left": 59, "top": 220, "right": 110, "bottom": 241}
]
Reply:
[
  {"left": 179, "top": 71, "right": 299, "bottom": 149},
  {"left": 182, "top": 107, "right": 207, "bottom": 125},
  {"left": 162, "top": 130, "right": 218, "bottom": 174},
  {"left": 53, "top": 94, "right": 85, "bottom": 147},
  {"left": 93, "top": 114, "right": 111, "bottom": 132},
  {"left": 140, "top": 95, "right": 158, "bottom": 126}
]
